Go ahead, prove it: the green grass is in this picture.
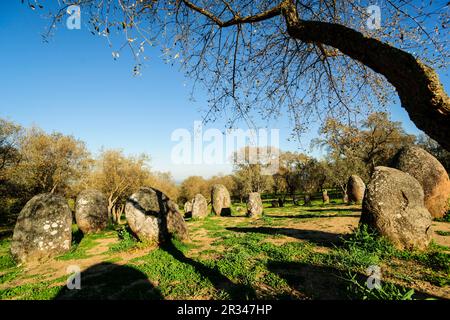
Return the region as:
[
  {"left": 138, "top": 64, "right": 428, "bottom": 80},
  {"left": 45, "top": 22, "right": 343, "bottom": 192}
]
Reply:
[
  {"left": 56, "top": 227, "right": 114, "bottom": 261},
  {"left": 0, "top": 239, "right": 16, "bottom": 271},
  {"left": 1, "top": 203, "right": 448, "bottom": 300},
  {"left": 129, "top": 242, "right": 217, "bottom": 299},
  {"left": 0, "top": 275, "right": 67, "bottom": 300},
  {"left": 327, "top": 225, "right": 397, "bottom": 270},
  {"left": 435, "top": 230, "right": 450, "bottom": 236},
  {"left": 108, "top": 225, "right": 142, "bottom": 253},
  {"left": 0, "top": 238, "right": 21, "bottom": 285},
  {"left": 345, "top": 272, "right": 415, "bottom": 300},
  {"left": 435, "top": 214, "right": 450, "bottom": 223}
]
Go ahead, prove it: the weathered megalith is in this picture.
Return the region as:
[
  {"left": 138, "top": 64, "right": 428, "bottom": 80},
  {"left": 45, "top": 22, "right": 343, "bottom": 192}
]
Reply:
[
  {"left": 75, "top": 189, "right": 108, "bottom": 234},
  {"left": 211, "top": 184, "right": 231, "bottom": 216},
  {"left": 191, "top": 194, "right": 208, "bottom": 219},
  {"left": 322, "top": 190, "right": 330, "bottom": 204},
  {"left": 11, "top": 193, "right": 72, "bottom": 263},
  {"left": 246, "top": 192, "right": 263, "bottom": 218},
  {"left": 393, "top": 146, "right": 450, "bottom": 218},
  {"left": 360, "top": 166, "right": 432, "bottom": 251},
  {"left": 347, "top": 175, "right": 366, "bottom": 204},
  {"left": 184, "top": 201, "right": 193, "bottom": 215},
  {"left": 125, "top": 187, "right": 188, "bottom": 244}
]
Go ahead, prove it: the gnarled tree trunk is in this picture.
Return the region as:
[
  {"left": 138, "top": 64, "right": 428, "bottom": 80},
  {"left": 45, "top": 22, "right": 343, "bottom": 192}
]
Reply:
[{"left": 282, "top": 2, "right": 450, "bottom": 150}]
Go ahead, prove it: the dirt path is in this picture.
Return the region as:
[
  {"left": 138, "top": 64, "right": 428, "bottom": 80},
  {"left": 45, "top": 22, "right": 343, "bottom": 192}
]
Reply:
[
  {"left": 2, "top": 213, "right": 449, "bottom": 298},
  {"left": 432, "top": 221, "right": 450, "bottom": 249},
  {"left": 0, "top": 236, "right": 151, "bottom": 290}
]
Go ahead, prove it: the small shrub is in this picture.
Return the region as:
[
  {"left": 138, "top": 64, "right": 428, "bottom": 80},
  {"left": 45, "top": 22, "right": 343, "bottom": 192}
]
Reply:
[{"left": 422, "top": 251, "right": 450, "bottom": 273}]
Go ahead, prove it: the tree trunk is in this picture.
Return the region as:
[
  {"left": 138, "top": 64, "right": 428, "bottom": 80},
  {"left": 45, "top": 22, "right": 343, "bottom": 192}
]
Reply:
[
  {"left": 112, "top": 204, "right": 125, "bottom": 225},
  {"left": 282, "top": 3, "right": 450, "bottom": 151},
  {"left": 107, "top": 197, "right": 116, "bottom": 224}
]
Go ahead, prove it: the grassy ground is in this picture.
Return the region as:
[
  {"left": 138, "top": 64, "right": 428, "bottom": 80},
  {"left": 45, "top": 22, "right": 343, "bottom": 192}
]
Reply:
[{"left": 0, "top": 201, "right": 449, "bottom": 300}]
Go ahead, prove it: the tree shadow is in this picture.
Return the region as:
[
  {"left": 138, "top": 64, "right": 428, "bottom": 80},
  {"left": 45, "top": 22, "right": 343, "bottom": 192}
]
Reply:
[
  {"left": 227, "top": 227, "right": 343, "bottom": 248},
  {"left": 54, "top": 262, "right": 163, "bottom": 300},
  {"left": 266, "top": 214, "right": 361, "bottom": 219},
  {"left": 267, "top": 261, "right": 355, "bottom": 299},
  {"left": 160, "top": 240, "right": 256, "bottom": 299},
  {"left": 267, "top": 261, "right": 440, "bottom": 300},
  {"left": 220, "top": 208, "right": 232, "bottom": 216},
  {"left": 72, "top": 227, "right": 84, "bottom": 246},
  {"left": 305, "top": 208, "right": 361, "bottom": 213}
]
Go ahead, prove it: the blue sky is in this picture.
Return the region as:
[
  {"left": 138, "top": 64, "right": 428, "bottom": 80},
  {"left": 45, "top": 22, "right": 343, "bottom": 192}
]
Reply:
[{"left": 0, "top": 1, "right": 448, "bottom": 182}]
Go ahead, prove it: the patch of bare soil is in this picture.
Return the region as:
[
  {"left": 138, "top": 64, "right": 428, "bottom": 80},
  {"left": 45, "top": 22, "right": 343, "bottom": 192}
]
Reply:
[
  {"left": 432, "top": 221, "right": 450, "bottom": 249},
  {"left": 0, "top": 235, "right": 153, "bottom": 290},
  {"left": 384, "top": 259, "right": 450, "bottom": 299}
]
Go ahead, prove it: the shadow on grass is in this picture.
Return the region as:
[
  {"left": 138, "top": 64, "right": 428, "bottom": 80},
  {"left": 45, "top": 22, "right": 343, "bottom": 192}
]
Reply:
[
  {"left": 305, "top": 208, "right": 361, "bottom": 213},
  {"left": 266, "top": 214, "right": 361, "bottom": 219},
  {"left": 268, "top": 261, "right": 354, "bottom": 299},
  {"left": 268, "top": 261, "right": 440, "bottom": 300},
  {"left": 0, "top": 228, "right": 13, "bottom": 240},
  {"left": 161, "top": 240, "right": 256, "bottom": 299},
  {"left": 226, "top": 227, "right": 343, "bottom": 248},
  {"left": 54, "top": 262, "right": 163, "bottom": 300},
  {"left": 72, "top": 227, "right": 84, "bottom": 246}
]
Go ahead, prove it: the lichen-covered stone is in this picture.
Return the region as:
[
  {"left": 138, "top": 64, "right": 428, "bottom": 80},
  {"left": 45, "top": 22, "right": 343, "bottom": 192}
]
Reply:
[
  {"left": 191, "top": 194, "right": 208, "bottom": 219},
  {"left": 125, "top": 187, "right": 188, "bottom": 244},
  {"left": 184, "top": 201, "right": 193, "bottom": 215},
  {"left": 75, "top": 189, "right": 108, "bottom": 234},
  {"left": 347, "top": 175, "right": 366, "bottom": 204},
  {"left": 246, "top": 192, "right": 263, "bottom": 218},
  {"left": 360, "top": 166, "right": 432, "bottom": 251},
  {"left": 393, "top": 146, "right": 450, "bottom": 218},
  {"left": 211, "top": 184, "right": 231, "bottom": 216},
  {"left": 11, "top": 193, "right": 72, "bottom": 263}
]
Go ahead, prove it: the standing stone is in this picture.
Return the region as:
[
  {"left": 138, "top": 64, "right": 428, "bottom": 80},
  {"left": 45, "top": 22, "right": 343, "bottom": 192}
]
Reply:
[
  {"left": 125, "top": 187, "right": 188, "bottom": 244},
  {"left": 304, "top": 195, "right": 312, "bottom": 206},
  {"left": 11, "top": 194, "right": 72, "bottom": 263},
  {"left": 347, "top": 175, "right": 366, "bottom": 204},
  {"left": 211, "top": 184, "right": 231, "bottom": 216},
  {"left": 191, "top": 194, "right": 208, "bottom": 219},
  {"left": 360, "top": 166, "right": 432, "bottom": 251},
  {"left": 322, "top": 190, "right": 330, "bottom": 204},
  {"left": 393, "top": 146, "right": 450, "bottom": 218},
  {"left": 246, "top": 192, "right": 263, "bottom": 218},
  {"left": 75, "top": 189, "right": 108, "bottom": 234},
  {"left": 184, "top": 201, "right": 193, "bottom": 215}
]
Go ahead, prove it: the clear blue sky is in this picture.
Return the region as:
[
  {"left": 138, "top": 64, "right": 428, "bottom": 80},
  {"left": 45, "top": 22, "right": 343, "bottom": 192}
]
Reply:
[{"left": 0, "top": 1, "right": 448, "bottom": 182}]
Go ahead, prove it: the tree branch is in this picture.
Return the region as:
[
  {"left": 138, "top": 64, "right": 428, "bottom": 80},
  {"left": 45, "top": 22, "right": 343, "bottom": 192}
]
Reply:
[{"left": 181, "top": 0, "right": 283, "bottom": 27}]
